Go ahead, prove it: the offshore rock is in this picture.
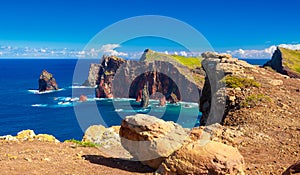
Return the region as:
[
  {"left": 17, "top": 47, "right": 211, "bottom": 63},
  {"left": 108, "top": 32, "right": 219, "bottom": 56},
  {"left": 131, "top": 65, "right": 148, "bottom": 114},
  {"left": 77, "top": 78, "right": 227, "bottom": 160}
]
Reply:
[
  {"left": 38, "top": 70, "right": 58, "bottom": 92},
  {"left": 141, "top": 83, "right": 150, "bottom": 108}
]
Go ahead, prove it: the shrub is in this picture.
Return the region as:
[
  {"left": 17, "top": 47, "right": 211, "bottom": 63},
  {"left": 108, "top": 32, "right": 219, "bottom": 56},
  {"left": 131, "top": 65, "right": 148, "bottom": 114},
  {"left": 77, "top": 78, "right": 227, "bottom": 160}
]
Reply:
[
  {"left": 64, "top": 139, "right": 99, "bottom": 147},
  {"left": 241, "top": 94, "right": 271, "bottom": 108},
  {"left": 223, "top": 76, "right": 260, "bottom": 88}
]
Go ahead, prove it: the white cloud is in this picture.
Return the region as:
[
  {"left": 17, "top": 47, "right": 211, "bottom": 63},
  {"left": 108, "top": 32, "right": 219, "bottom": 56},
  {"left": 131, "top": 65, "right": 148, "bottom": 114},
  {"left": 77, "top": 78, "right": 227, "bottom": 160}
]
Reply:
[
  {"left": 98, "top": 44, "right": 128, "bottom": 57},
  {"left": 179, "top": 51, "right": 188, "bottom": 57},
  {"left": 227, "top": 44, "right": 300, "bottom": 58},
  {"left": 278, "top": 44, "right": 300, "bottom": 50},
  {"left": 164, "top": 51, "right": 169, "bottom": 55}
]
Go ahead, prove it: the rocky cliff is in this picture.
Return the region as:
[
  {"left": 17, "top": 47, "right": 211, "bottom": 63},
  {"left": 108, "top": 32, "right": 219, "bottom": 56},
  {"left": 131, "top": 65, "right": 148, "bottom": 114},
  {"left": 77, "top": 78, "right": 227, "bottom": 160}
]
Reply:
[
  {"left": 263, "top": 47, "right": 300, "bottom": 78},
  {"left": 199, "top": 52, "right": 300, "bottom": 174},
  {"left": 38, "top": 70, "right": 58, "bottom": 92},
  {"left": 84, "top": 55, "right": 125, "bottom": 98},
  {"left": 86, "top": 49, "right": 203, "bottom": 103}
]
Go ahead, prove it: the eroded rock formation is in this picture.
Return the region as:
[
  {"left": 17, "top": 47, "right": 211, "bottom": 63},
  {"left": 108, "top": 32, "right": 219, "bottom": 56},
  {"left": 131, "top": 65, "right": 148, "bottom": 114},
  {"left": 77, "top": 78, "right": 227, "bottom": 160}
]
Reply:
[
  {"left": 141, "top": 83, "right": 150, "bottom": 108},
  {"left": 263, "top": 47, "right": 300, "bottom": 78},
  {"left": 199, "top": 52, "right": 258, "bottom": 126},
  {"left": 86, "top": 51, "right": 200, "bottom": 103},
  {"left": 38, "top": 70, "right": 58, "bottom": 92}
]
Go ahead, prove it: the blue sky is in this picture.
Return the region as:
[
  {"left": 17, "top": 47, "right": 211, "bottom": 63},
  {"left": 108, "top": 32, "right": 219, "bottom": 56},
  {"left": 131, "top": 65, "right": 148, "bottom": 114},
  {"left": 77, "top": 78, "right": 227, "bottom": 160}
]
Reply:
[{"left": 0, "top": 0, "right": 300, "bottom": 58}]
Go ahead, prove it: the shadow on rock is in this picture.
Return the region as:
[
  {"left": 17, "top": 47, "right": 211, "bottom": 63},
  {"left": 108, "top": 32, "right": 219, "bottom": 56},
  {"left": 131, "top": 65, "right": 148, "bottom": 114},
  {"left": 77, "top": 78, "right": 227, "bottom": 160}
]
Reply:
[{"left": 82, "top": 155, "right": 154, "bottom": 173}]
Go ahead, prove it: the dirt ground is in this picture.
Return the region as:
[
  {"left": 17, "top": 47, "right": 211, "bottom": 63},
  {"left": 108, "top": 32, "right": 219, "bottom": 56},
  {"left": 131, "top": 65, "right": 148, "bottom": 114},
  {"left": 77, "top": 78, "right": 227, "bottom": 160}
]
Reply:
[
  {"left": 226, "top": 67, "right": 300, "bottom": 175},
  {"left": 0, "top": 141, "right": 154, "bottom": 175}
]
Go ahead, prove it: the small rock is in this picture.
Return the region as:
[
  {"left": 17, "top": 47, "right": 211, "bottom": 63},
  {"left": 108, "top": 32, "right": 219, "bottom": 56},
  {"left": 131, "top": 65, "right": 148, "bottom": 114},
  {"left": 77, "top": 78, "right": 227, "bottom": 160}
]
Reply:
[
  {"left": 0, "top": 135, "right": 18, "bottom": 142},
  {"left": 43, "top": 158, "right": 51, "bottom": 162},
  {"left": 16, "top": 130, "right": 36, "bottom": 141},
  {"left": 34, "top": 134, "right": 60, "bottom": 143},
  {"left": 268, "top": 79, "right": 283, "bottom": 86},
  {"left": 24, "top": 157, "right": 32, "bottom": 162},
  {"left": 79, "top": 95, "right": 88, "bottom": 102}
]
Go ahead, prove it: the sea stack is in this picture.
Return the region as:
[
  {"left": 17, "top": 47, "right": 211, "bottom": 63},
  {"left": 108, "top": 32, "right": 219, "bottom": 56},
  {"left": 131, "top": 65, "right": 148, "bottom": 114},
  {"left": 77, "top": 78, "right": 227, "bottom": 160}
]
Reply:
[
  {"left": 141, "top": 83, "right": 150, "bottom": 108},
  {"left": 38, "top": 70, "right": 58, "bottom": 92}
]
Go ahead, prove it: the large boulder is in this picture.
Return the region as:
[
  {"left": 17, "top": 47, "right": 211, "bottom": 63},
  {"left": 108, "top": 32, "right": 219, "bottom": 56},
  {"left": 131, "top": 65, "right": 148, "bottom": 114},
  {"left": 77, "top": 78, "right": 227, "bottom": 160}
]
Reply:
[
  {"left": 38, "top": 70, "right": 58, "bottom": 92},
  {"left": 82, "top": 125, "right": 121, "bottom": 148},
  {"left": 156, "top": 140, "right": 245, "bottom": 175},
  {"left": 119, "top": 114, "right": 189, "bottom": 169},
  {"left": 283, "top": 161, "right": 300, "bottom": 175}
]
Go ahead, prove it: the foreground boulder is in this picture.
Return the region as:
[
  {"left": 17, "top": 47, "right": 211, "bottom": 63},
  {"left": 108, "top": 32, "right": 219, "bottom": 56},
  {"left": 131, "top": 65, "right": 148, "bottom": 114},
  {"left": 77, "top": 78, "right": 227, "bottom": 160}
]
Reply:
[
  {"left": 38, "top": 70, "right": 58, "bottom": 92},
  {"left": 119, "top": 114, "right": 189, "bottom": 169},
  {"left": 283, "top": 161, "right": 300, "bottom": 175},
  {"left": 156, "top": 140, "right": 245, "bottom": 175},
  {"left": 82, "top": 125, "right": 121, "bottom": 148}
]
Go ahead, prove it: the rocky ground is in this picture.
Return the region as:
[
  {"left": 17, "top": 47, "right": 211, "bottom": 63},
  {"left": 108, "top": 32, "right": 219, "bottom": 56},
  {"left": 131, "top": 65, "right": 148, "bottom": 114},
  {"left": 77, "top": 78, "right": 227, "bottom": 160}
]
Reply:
[
  {"left": 0, "top": 140, "right": 154, "bottom": 175},
  {"left": 227, "top": 67, "right": 300, "bottom": 174},
  {"left": 199, "top": 52, "right": 300, "bottom": 174}
]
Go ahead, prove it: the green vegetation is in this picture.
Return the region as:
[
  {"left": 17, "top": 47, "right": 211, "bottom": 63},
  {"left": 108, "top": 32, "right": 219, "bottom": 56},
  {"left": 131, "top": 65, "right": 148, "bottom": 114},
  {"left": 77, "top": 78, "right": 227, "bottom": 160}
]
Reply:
[
  {"left": 192, "top": 74, "right": 205, "bottom": 86},
  {"left": 170, "top": 55, "right": 202, "bottom": 69},
  {"left": 65, "top": 139, "right": 100, "bottom": 147},
  {"left": 241, "top": 94, "right": 272, "bottom": 108},
  {"left": 142, "top": 50, "right": 202, "bottom": 69},
  {"left": 223, "top": 76, "right": 261, "bottom": 88},
  {"left": 279, "top": 47, "right": 300, "bottom": 73}
]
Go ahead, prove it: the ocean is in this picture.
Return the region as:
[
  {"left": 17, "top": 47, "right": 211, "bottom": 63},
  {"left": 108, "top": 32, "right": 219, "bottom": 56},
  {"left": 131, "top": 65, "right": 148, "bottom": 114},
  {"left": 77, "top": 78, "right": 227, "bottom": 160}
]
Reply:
[{"left": 0, "top": 58, "right": 269, "bottom": 141}]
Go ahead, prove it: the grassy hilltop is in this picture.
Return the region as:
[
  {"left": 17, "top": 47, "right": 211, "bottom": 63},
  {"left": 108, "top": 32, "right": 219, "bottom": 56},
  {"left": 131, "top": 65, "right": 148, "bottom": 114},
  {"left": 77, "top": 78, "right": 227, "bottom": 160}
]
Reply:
[{"left": 279, "top": 47, "right": 300, "bottom": 73}]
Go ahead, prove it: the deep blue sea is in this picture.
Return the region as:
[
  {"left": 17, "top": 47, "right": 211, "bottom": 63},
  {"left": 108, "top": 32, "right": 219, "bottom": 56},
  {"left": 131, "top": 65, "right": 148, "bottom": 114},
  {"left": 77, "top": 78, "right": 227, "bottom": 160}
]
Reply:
[{"left": 0, "top": 58, "right": 269, "bottom": 141}]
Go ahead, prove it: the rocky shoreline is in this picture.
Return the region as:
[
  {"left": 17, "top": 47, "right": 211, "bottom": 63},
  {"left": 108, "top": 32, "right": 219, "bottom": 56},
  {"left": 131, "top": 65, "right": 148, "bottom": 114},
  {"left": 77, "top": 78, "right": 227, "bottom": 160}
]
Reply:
[{"left": 1, "top": 49, "right": 300, "bottom": 174}]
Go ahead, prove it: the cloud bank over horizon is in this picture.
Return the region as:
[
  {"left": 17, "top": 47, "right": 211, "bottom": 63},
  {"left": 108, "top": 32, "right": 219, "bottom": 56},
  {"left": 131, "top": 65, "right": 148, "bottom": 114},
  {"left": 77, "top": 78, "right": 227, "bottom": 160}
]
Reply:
[
  {"left": 227, "top": 44, "right": 300, "bottom": 58},
  {"left": 0, "top": 43, "right": 300, "bottom": 59}
]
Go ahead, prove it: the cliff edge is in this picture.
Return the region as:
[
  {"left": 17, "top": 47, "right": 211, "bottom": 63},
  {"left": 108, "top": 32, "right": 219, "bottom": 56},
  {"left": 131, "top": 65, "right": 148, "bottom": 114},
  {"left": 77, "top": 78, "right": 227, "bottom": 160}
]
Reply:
[
  {"left": 86, "top": 49, "right": 204, "bottom": 103},
  {"left": 263, "top": 47, "right": 300, "bottom": 78},
  {"left": 200, "top": 52, "right": 300, "bottom": 174}
]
